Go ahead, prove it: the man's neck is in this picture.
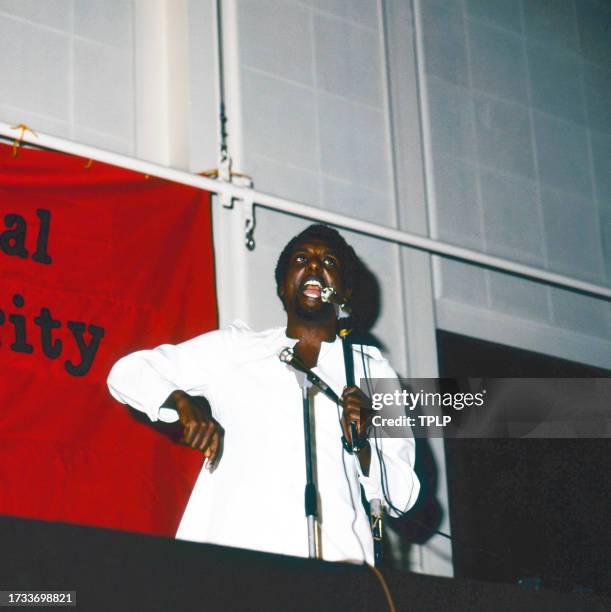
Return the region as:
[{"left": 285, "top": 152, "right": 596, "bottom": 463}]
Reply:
[
  {"left": 285, "top": 315, "right": 336, "bottom": 369},
  {"left": 285, "top": 315, "right": 336, "bottom": 343}
]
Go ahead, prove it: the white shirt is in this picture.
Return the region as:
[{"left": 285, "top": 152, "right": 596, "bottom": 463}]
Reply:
[{"left": 107, "top": 320, "right": 419, "bottom": 564}]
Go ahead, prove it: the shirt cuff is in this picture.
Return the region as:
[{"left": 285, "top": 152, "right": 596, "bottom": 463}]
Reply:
[
  {"left": 108, "top": 374, "right": 179, "bottom": 423},
  {"left": 158, "top": 406, "right": 180, "bottom": 423}
]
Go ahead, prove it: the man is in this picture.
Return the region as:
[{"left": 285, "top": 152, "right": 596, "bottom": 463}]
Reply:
[{"left": 107, "top": 224, "right": 419, "bottom": 564}]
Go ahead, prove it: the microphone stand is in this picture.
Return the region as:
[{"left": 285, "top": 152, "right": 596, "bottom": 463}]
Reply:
[
  {"left": 279, "top": 349, "right": 338, "bottom": 559},
  {"left": 279, "top": 348, "right": 340, "bottom": 559},
  {"left": 335, "top": 305, "right": 359, "bottom": 451},
  {"left": 335, "top": 300, "right": 384, "bottom": 567},
  {"left": 300, "top": 377, "right": 319, "bottom": 559}
]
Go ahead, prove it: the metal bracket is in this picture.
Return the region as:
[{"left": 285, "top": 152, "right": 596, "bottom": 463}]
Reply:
[
  {"left": 218, "top": 153, "right": 233, "bottom": 209},
  {"left": 217, "top": 171, "right": 256, "bottom": 250},
  {"left": 231, "top": 174, "right": 256, "bottom": 250},
  {"left": 241, "top": 195, "right": 256, "bottom": 251}
]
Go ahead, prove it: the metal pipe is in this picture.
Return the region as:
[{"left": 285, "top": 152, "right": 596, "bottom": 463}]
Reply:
[
  {"left": 1, "top": 122, "right": 609, "bottom": 301},
  {"left": 214, "top": 0, "right": 228, "bottom": 165}
]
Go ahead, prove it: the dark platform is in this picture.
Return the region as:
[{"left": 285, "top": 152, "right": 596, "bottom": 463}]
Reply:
[{"left": 1, "top": 516, "right": 609, "bottom": 611}]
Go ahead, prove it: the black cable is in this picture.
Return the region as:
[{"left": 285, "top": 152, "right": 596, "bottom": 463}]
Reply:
[
  {"left": 215, "top": 0, "right": 229, "bottom": 162},
  {"left": 358, "top": 345, "right": 413, "bottom": 518}
]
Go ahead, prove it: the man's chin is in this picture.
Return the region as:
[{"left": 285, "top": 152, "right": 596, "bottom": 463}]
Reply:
[{"left": 295, "top": 301, "right": 331, "bottom": 321}]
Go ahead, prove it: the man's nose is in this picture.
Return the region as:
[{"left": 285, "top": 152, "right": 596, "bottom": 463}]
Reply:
[{"left": 307, "top": 257, "right": 322, "bottom": 272}]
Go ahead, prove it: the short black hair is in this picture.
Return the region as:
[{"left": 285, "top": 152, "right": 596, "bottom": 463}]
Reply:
[{"left": 274, "top": 224, "right": 359, "bottom": 296}]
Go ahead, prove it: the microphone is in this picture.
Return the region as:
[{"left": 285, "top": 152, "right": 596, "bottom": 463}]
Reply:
[
  {"left": 320, "top": 286, "right": 337, "bottom": 303},
  {"left": 279, "top": 347, "right": 340, "bottom": 404},
  {"left": 321, "top": 287, "right": 352, "bottom": 317}
]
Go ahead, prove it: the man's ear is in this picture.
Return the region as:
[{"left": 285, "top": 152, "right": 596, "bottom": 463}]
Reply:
[{"left": 277, "top": 285, "right": 288, "bottom": 312}]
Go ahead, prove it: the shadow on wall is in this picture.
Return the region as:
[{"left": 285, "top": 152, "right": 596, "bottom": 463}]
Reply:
[
  {"left": 350, "top": 252, "right": 383, "bottom": 349},
  {"left": 390, "top": 436, "right": 445, "bottom": 546}
]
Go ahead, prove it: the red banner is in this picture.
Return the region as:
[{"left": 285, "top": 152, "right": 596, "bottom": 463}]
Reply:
[{"left": 0, "top": 143, "right": 216, "bottom": 535}]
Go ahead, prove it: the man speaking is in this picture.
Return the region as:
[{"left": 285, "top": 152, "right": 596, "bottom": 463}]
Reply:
[{"left": 107, "top": 224, "right": 419, "bottom": 564}]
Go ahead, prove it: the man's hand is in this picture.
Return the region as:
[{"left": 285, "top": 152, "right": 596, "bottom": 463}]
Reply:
[
  {"left": 168, "top": 390, "right": 224, "bottom": 469},
  {"left": 340, "top": 385, "right": 373, "bottom": 475}
]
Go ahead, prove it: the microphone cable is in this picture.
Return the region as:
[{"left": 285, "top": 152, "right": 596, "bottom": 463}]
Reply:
[{"left": 357, "top": 345, "right": 416, "bottom": 519}]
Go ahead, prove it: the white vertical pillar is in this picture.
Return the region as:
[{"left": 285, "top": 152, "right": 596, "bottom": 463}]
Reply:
[
  {"left": 135, "top": 0, "right": 246, "bottom": 328},
  {"left": 133, "top": 0, "right": 190, "bottom": 168},
  {"left": 209, "top": 0, "right": 251, "bottom": 327},
  {"left": 383, "top": 0, "right": 453, "bottom": 577}
]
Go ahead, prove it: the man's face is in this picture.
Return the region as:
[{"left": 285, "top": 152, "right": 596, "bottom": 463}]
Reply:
[{"left": 278, "top": 238, "right": 351, "bottom": 319}]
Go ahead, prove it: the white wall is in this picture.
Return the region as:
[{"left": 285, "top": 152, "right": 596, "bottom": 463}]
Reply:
[
  {"left": 416, "top": 0, "right": 611, "bottom": 368},
  {"left": 0, "top": 0, "right": 202, "bottom": 168},
  {"left": 0, "top": 0, "right": 136, "bottom": 154}
]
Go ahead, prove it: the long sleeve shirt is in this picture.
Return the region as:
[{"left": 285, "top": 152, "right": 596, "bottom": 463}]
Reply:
[{"left": 107, "top": 320, "right": 419, "bottom": 564}]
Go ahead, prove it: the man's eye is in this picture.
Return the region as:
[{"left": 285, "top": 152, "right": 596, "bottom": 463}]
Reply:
[
  {"left": 323, "top": 257, "right": 336, "bottom": 266},
  {"left": 295, "top": 254, "right": 306, "bottom": 263}
]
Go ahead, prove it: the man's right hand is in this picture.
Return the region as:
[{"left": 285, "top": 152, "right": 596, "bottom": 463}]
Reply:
[{"left": 167, "top": 390, "right": 223, "bottom": 469}]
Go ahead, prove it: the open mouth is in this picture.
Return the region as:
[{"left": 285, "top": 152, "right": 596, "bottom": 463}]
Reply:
[{"left": 302, "top": 278, "right": 323, "bottom": 299}]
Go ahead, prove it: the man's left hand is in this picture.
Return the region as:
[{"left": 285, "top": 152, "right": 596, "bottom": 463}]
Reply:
[
  {"left": 340, "top": 385, "right": 372, "bottom": 442},
  {"left": 340, "top": 386, "right": 373, "bottom": 474}
]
